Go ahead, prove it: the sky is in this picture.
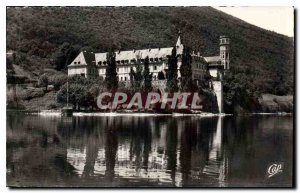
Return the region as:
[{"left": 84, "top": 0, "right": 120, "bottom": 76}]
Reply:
[{"left": 214, "top": 7, "right": 294, "bottom": 37}]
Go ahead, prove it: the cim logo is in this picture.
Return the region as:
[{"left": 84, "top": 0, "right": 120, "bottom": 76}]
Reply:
[{"left": 266, "top": 162, "right": 284, "bottom": 178}]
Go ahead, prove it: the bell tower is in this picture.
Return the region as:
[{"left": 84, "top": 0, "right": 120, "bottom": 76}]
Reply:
[{"left": 220, "top": 36, "right": 230, "bottom": 70}]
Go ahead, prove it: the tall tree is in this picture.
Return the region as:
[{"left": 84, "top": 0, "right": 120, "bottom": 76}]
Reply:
[
  {"left": 105, "top": 49, "right": 118, "bottom": 91},
  {"left": 158, "top": 71, "right": 165, "bottom": 80},
  {"left": 51, "top": 42, "right": 81, "bottom": 71},
  {"left": 167, "top": 47, "right": 179, "bottom": 92},
  {"left": 143, "top": 56, "right": 152, "bottom": 92},
  {"left": 180, "top": 47, "right": 194, "bottom": 92},
  {"left": 134, "top": 60, "right": 143, "bottom": 89},
  {"left": 129, "top": 67, "right": 135, "bottom": 88}
]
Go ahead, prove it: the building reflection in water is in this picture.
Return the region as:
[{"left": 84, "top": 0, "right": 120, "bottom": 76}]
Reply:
[
  {"left": 7, "top": 113, "right": 293, "bottom": 187},
  {"left": 64, "top": 116, "right": 228, "bottom": 187}
]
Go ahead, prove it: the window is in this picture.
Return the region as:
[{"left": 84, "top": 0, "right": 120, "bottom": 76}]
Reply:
[
  {"left": 125, "top": 77, "right": 127, "bottom": 81},
  {"left": 153, "top": 75, "right": 156, "bottom": 80},
  {"left": 150, "top": 58, "right": 153, "bottom": 62},
  {"left": 121, "top": 60, "right": 124, "bottom": 64},
  {"left": 155, "top": 58, "right": 158, "bottom": 62},
  {"left": 117, "top": 61, "right": 120, "bottom": 64},
  {"left": 117, "top": 68, "right": 119, "bottom": 72},
  {"left": 154, "top": 66, "right": 157, "bottom": 70},
  {"left": 141, "top": 59, "right": 145, "bottom": 62},
  {"left": 74, "top": 62, "right": 77, "bottom": 64},
  {"left": 121, "top": 77, "right": 123, "bottom": 81},
  {"left": 78, "top": 61, "right": 81, "bottom": 64},
  {"left": 125, "top": 60, "right": 129, "bottom": 64},
  {"left": 103, "top": 61, "right": 107, "bottom": 65},
  {"left": 98, "top": 61, "right": 101, "bottom": 65}
]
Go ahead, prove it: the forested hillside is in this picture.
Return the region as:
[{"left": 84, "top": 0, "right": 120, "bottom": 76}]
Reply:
[{"left": 6, "top": 6, "right": 294, "bottom": 95}]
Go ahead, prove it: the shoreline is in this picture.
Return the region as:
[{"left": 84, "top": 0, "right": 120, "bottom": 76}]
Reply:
[{"left": 7, "top": 109, "right": 293, "bottom": 117}]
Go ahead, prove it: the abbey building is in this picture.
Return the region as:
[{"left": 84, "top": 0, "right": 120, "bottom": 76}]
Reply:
[{"left": 67, "top": 35, "right": 230, "bottom": 82}]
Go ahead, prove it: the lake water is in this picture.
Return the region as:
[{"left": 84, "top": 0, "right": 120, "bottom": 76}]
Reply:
[{"left": 6, "top": 113, "right": 293, "bottom": 187}]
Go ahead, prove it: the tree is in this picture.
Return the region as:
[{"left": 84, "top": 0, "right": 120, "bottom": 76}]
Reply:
[
  {"left": 143, "top": 56, "right": 152, "bottom": 92},
  {"left": 105, "top": 49, "right": 118, "bottom": 91},
  {"left": 56, "top": 75, "right": 105, "bottom": 110},
  {"left": 134, "top": 61, "right": 143, "bottom": 89},
  {"left": 167, "top": 47, "right": 179, "bottom": 92},
  {"left": 51, "top": 42, "right": 81, "bottom": 71},
  {"left": 180, "top": 47, "right": 195, "bottom": 92},
  {"left": 158, "top": 71, "right": 165, "bottom": 80},
  {"left": 48, "top": 74, "right": 68, "bottom": 91},
  {"left": 129, "top": 67, "right": 135, "bottom": 87},
  {"left": 39, "top": 74, "right": 49, "bottom": 91}
]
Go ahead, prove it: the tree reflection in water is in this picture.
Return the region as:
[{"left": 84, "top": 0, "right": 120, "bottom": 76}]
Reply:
[{"left": 6, "top": 113, "right": 293, "bottom": 187}]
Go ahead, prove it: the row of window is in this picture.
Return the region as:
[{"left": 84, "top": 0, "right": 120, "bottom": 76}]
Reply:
[
  {"left": 220, "top": 39, "right": 229, "bottom": 44},
  {"left": 98, "top": 66, "right": 159, "bottom": 74},
  {"left": 221, "top": 52, "right": 229, "bottom": 59},
  {"left": 97, "top": 57, "right": 164, "bottom": 66},
  {"left": 117, "top": 75, "right": 158, "bottom": 81}
]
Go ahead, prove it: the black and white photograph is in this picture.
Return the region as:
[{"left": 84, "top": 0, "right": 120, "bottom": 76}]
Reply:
[{"left": 5, "top": 5, "right": 295, "bottom": 188}]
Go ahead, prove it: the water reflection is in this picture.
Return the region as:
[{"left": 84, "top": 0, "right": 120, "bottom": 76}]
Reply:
[{"left": 6, "top": 113, "right": 293, "bottom": 187}]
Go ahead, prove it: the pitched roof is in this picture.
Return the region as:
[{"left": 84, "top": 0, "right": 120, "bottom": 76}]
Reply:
[
  {"left": 94, "top": 47, "right": 182, "bottom": 65},
  {"left": 204, "top": 56, "right": 221, "bottom": 63},
  {"left": 68, "top": 35, "right": 186, "bottom": 67}
]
